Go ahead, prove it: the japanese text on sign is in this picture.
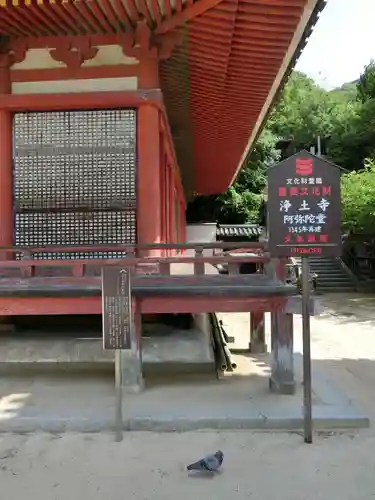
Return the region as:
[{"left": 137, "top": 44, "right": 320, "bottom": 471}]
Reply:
[
  {"left": 267, "top": 153, "right": 341, "bottom": 257},
  {"left": 102, "top": 267, "right": 132, "bottom": 350}
]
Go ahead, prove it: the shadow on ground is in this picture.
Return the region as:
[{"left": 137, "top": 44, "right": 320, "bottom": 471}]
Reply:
[{"left": 314, "top": 293, "right": 375, "bottom": 325}]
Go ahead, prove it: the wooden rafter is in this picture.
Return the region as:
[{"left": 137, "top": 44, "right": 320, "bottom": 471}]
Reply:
[{"left": 154, "top": 0, "right": 226, "bottom": 35}]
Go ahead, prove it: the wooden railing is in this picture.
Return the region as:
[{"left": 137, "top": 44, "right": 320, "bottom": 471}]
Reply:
[{"left": 0, "top": 242, "right": 274, "bottom": 280}]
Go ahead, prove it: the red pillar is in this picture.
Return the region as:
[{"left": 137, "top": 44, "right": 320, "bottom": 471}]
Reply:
[
  {"left": 137, "top": 104, "right": 161, "bottom": 254},
  {"left": 163, "top": 158, "right": 169, "bottom": 252},
  {"left": 169, "top": 168, "right": 175, "bottom": 246},
  {"left": 0, "top": 57, "right": 13, "bottom": 258},
  {"left": 137, "top": 59, "right": 161, "bottom": 255},
  {"left": 180, "top": 199, "right": 186, "bottom": 245},
  {"left": 159, "top": 148, "right": 165, "bottom": 253},
  {"left": 138, "top": 58, "right": 159, "bottom": 90}
]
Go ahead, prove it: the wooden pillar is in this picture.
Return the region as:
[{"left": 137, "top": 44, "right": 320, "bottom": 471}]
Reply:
[
  {"left": 0, "top": 58, "right": 13, "bottom": 260},
  {"left": 249, "top": 311, "right": 267, "bottom": 353},
  {"left": 164, "top": 161, "right": 170, "bottom": 252},
  {"left": 180, "top": 200, "right": 186, "bottom": 245},
  {"left": 137, "top": 59, "right": 161, "bottom": 256},
  {"left": 138, "top": 57, "right": 159, "bottom": 90},
  {"left": 269, "top": 258, "right": 295, "bottom": 394},
  {"left": 269, "top": 310, "right": 295, "bottom": 394},
  {"left": 0, "top": 56, "right": 15, "bottom": 332},
  {"left": 137, "top": 104, "right": 161, "bottom": 255},
  {"left": 159, "top": 147, "right": 166, "bottom": 254},
  {"left": 169, "top": 169, "right": 175, "bottom": 246}
]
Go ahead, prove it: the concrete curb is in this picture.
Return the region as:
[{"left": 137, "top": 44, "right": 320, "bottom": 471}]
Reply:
[{"left": 0, "top": 408, "right": 369, "bottom": 433}]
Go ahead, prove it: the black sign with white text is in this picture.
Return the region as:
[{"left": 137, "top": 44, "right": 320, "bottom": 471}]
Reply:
[
  {"left": 267, "top": 151, "right": 342, "bottom": 257},
  {"left": 102, "top": 266, "right": 132, "bottom": 350}
]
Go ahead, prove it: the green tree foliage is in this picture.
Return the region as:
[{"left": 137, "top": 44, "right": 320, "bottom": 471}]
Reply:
[
  {"left": 329, "top": 62, "right": 375, "bottom": 170},
  {"left": 330, "top": 81, "right": 358, "bottom": 103},
  {"left": 341, "top": 157, "right": 375, "bottom": 232},
  {"left": 268, "top": 72, "right": 339, "bottom": 150},
  {"left": 357, "top": 60, "right": 375, "bottom": 103}
]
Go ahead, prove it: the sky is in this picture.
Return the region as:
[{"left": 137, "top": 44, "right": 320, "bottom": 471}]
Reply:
[{"left": 296, "top": 0, "right": 375, "bottom": 89}]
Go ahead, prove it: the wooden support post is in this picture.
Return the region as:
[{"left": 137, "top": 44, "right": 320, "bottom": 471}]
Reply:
[
  {"left": 0, "top": 56, "right": 15, "bottom": 333},
  {"left": 249, "top": 311, "right": 267, "bottom": 353},
  {"left": 269, "top": 309, "right": 295, "bottom": 394},
  {"left": 159, "top": 147, "right": 166, "bottom": 253},
  {"left": 0, "top": 57, "right": 13, "bottom": 260},
  {"left": 194, "top": 247, "right": 205, "bottom": 275},
  {"left": 169, "top": 169, "right": 175, "bottom": 249},
  {"left": 269, "top": 258, "right": 295, "bottom": 394},
  {"left": 137, "top": 103, "right": 161, "bottom": 256},
  {"left": 137, "top": 58, "right": 161, "bottom": 256},
  {"left": 165, "top": 162, "right": 172, "bottom": 252}
]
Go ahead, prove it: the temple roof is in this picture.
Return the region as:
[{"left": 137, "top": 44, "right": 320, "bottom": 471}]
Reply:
[{"left": 0, "top": 0, "right": 326, "bottom": 196}]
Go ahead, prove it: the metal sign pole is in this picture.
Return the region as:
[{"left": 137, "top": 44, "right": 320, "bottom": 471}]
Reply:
[
  {"left": 301, "top": 256, "right": 312, "bottom": 443},
  {"left": 114, "top": 349, "right": 123, "bottom": 442},
  {"left": 102, "top": 266, "right": 132, "bottom": 443}
]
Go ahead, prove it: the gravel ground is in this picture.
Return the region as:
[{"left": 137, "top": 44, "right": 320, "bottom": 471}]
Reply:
[
  {"left": 0, "top": 293, "right": 375, "bottom": 500},
  {"left": 0, "top": 430, "right": 374, "bottom": 500}
]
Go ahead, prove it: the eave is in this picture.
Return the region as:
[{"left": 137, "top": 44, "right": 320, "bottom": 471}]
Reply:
[{"left": 0, "top": 0, "right": 327, "bottom": 197}]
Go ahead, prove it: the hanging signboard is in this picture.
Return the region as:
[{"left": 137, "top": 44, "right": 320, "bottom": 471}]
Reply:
[
  {"left": 267, "top": 151, "right": 342, "bottom": 258},
  {"left": 102, "top": 266, "right": 132, "bottom": 350}
]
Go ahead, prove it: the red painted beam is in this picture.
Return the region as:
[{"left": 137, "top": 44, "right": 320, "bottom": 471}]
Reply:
[
  {"left": 11, "top": 35, "right": 125, "bottom": 49},
  {"left": 0, "top": 90, "right": 163, "bottom": 112},
  {"left": 10, "top": 64, "right": 139, "bottom": 83},
  {"left": 0, "top": 296, "right": 287, "bottom": 316},
  {"left": 0, "top": 241, "right": 266, "bottom": 253}
]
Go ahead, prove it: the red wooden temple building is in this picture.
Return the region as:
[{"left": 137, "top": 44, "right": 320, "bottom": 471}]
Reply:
[{"left": 0, "top": 0, "right": 325, "bottom": 391}]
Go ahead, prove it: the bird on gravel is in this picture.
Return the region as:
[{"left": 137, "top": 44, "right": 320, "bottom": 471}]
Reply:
[{"left": 186, "top": 450, "right": 224, "bottom": 472}]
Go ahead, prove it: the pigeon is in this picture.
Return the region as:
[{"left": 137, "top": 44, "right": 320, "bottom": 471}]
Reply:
[{"left": 186, "top": 450, "right": 224, "bottom": 472}]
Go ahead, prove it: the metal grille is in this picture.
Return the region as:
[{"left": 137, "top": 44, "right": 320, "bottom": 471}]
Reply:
[{"left": 13, "top": 110, "right": 137, "bottom": 259}]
